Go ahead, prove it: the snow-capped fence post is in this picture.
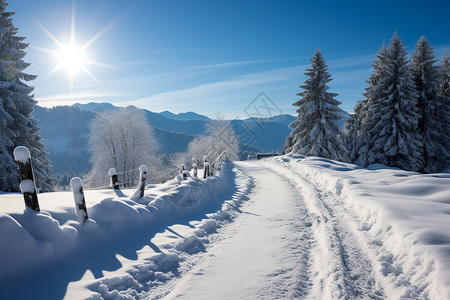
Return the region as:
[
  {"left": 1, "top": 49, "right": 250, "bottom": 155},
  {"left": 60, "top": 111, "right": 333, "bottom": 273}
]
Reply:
[
  {"left": 203, "top": 155, "right": 210, "bottom": 179},
  {"left": 192, "top": 158, "right": 198, "bottom": 178},
  {"left": 181, "top": 164, "right": 187, "bottom": 180},
  {"left": 137, "top": 165, "right": 147, "bottom": 198},
  {"left": 13, "top": 146, "right": 40, "bottom": 212},
  {"left": 70, "top": 177, "right": 88, "bottom": 225},
  {"left": 211, "top": 162, "right": 215, "bottom": 176},
  {"left": 108, "top": 168, "right": 120, "bottom": 189}
]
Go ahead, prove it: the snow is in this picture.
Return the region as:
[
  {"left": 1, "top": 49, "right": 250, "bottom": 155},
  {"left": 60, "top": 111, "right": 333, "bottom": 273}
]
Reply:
[
  {"left": 69, "top": 177, "right": 83, "bottom": 190},
  {"left": 161, "top": 161, "right": 311, "bottom": 299},
  {"left": 260, "top": 155, "right": 450, "bottom": 299},
  {"left": 0, "top": 162, "right": 253, "bottom": 299},
  {"left": 108, "top": 168, "right": 117, "bottom": 176},
  {"left": 139, "top": 165, "right": 147, "bottom": 173},
  {"left": 1, "top": 157, "right": 449, "bottom": 299},
  {"left": 13, "top": 146, "right": 31, "bottom": 163},
  {"left": 19, "top": 179, "right": 35, "bottom": 193}
]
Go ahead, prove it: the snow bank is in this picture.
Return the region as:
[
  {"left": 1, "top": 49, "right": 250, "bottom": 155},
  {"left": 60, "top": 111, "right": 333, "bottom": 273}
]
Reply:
[
  {"left": 0, "top": 209, "right": 78, "bottom": 277},
  {"left": 0, "top": 162, "right": 253, "bottom": 299},
  {"left": 263, "top": 155, "right": 450, "bottom": 300}
]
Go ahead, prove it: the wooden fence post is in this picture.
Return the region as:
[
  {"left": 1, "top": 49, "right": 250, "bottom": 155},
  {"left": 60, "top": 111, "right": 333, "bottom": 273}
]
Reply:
[
  {"left": 181, "top": 164, "right": 188, "bottom": 180},
  {"left": 203, "top": 155, "right": 210, "bottom": 179},
  {"left": 108, "top": 168, "right": 120, "bottom": 189},
  {"left": 137, "top": 165, "right": 147, "bottom": 198},
  {"left": 70, "top": 177, "right": 88, "bottom": 225},
  {"left": 192, "top": 158, "right": 198, "bottom": 178},
  {"left": 211, "top": 162, "right": 215, "bottom": 176},
  {"left": 13, "top": 146, "right": 40, "bottom": 212}
]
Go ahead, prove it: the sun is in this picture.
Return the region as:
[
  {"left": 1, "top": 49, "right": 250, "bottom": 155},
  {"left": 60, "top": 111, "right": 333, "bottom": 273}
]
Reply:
[
  {"left": 54, "top": 41, "right": 88, "bottom": 77},
  {"left": 34, "top": 2, "right": 118, "bottom": 90}
]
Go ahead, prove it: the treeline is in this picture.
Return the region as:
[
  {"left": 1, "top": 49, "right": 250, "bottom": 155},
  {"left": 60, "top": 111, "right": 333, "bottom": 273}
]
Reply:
[
  {"left": 284, "top": 33, "right": 450, "bottom": 173},
  {"left": 0, "top": 2, "right": 52, "bottom": 192}
]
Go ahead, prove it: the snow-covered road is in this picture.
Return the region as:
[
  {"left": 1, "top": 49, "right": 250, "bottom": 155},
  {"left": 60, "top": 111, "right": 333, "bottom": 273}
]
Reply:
[
  {"left": 256, "top": 160, "right": 385, "bottom": 299},
  {"left": 162, "top": 162, "right": 312, "bottom": 299},
  {"left": 155, "top": 159, "right": 386, "bottom": 299},
  {"left": 154, "top": 158, "right": 449, "bottom": 299}
]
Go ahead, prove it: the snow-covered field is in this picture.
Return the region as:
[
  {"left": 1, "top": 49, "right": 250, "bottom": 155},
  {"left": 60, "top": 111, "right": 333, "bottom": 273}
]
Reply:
[{"left": 1, "top": 157, "right": 449, "bottom": 299}]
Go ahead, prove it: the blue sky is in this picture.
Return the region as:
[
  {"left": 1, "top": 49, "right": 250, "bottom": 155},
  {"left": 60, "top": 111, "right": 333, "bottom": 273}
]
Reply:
[{"left": 8, "top": 0, "right": 450, "bottom": 118}]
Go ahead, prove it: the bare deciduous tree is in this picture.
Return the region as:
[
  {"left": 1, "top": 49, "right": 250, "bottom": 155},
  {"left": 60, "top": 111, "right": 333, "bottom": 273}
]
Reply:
[
  {"left": 184, "top": 114, "right": 239, "bottom": 169},
  {"left": 87, "top": 108, "right": 158, "bottom": 188}
]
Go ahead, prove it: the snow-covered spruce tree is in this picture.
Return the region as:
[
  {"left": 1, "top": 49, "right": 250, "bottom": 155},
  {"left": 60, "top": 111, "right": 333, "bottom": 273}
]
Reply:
[
  {"left": 87, "top": 108, "right": 158, "bottom": 188},
  {"left": 286, "top": 49, "right": 347, "bottom": 161},
  {"left": 437, "top": 51, "right": 450, "bottom": 169},
  {"left": 281, "top": 133, "right": 294, "bottom": 155},
  {"left": 439, "top": 51, "right": 450, "bottom": 97},
  {"left": 365, "top": 33, "right": 423, "bottom": 171},
  {"left": 411, "top": 36, "right": 450, "bottom": 172},
  {"left": 343, "top": 100, "right": 366, "bottom": 163},
  {"left": 343, "top": 115, "right": 356, "bottom": 163},
  {"left": 0, "top": 100, "right": 17, "bottom": 191},
  {"left": 0, "top": 0, "right": 53, "bottom": 191},
  {"left": 356, "top": 44, "right": 390, "bottom": 166}
]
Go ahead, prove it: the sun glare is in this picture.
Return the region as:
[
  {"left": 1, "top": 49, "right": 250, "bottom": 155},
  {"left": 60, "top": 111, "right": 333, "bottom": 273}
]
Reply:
[
  {"left": 34, "top": 2, "right": 118, "bottom": 91},
  {"left": 54, "top": 42, "right": 87, "bottom": 77}
]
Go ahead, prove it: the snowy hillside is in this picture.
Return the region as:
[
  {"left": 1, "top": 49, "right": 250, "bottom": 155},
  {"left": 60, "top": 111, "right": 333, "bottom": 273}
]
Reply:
[{"left": 1, "top": 157, "right": 449, "bottom": 299}]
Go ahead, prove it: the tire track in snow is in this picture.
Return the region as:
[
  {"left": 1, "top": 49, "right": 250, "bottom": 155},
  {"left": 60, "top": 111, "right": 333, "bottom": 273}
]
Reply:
[
  {"left": 159, "top": 162, "right": 315, "bottom": 299},
  {"left": 261, "top": 160, "right": 385, "bottom": 299},
  {"left": 288, "top": 161, "right": 428, "bottom": 299}
]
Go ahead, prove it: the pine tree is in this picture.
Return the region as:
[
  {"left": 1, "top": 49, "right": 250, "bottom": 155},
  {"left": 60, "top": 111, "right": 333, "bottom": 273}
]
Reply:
[
  {"left": 356, "top": 44, "right": 389, "bottom": 166},
  {"left": 411, "top": 37, "right": 450, "bottom": 172},
  {"left": 439, "top": 51, "right": 450, "bottom": 97},
  {"left": 365, "top": 33, "right": 423, "bottom": 171},
  {"left": 437, "top": 51, "right": 450, "bottom": 169},
  {"left": 345, "top": 100, "right": 366, "bottom": 163},
  {"left": 0, "top": 100, "right": 17, "bottom": 191},
  {"left": 0, "top": 0, "right": 53, "bottom": 191},
  {"left": 281, "top": 134, "right": 294, "bottom": 155},
  {"left": 286, "top": 49, "right": 347, "bottom": 161},
  {"left": 343, "top": 114, "right": 357, "bottom": 163}
]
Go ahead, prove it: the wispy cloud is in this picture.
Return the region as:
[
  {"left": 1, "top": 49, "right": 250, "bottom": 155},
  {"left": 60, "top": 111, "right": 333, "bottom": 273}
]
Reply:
[
  {"left": 126, "top": 64, "right": 306, "bottom": 107},
  {"left": 187, "top": 58, "right": 282, "bottom": 70},
  {"left": 36, "top": 91, "right": 128, "bottom": 105},
  {"left": 327, "top": 54, "right": 375, "bottom": 70},
  {"left": 124, "top": 53, "right": 375, "bottom": 115}
]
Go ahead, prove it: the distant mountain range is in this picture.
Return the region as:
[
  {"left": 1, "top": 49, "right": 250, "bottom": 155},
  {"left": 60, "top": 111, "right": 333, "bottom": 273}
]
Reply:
[
  {"left": 72, "top": 102, "right": 211, "bottom": 121},
  {"left": 33, "top": 102, "right": 307, "bottom": 177},
  {"left": 159, "top": 110, "right": 210, "bottom": 121}
]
